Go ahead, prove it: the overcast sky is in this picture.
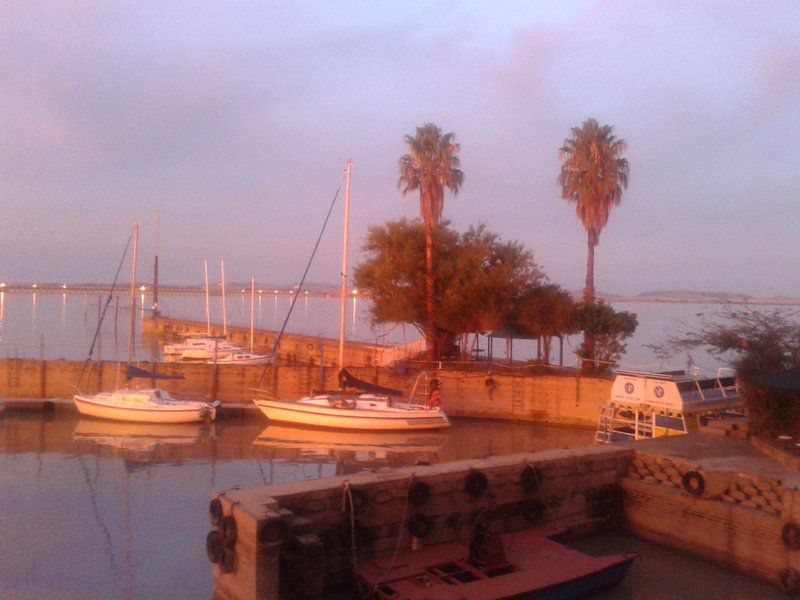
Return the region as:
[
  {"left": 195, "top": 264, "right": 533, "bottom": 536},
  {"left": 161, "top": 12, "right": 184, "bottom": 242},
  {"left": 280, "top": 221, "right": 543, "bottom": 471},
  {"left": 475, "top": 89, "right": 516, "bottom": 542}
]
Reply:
[{"left": 2, "top": 1, "right": 799, "bottom": 297}]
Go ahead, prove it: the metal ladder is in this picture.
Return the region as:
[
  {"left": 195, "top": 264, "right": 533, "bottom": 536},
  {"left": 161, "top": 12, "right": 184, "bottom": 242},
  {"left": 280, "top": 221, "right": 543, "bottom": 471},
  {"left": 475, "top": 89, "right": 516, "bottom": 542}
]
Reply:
[{"left": 595, "top": 404, "right": 616, "bottom": 444}]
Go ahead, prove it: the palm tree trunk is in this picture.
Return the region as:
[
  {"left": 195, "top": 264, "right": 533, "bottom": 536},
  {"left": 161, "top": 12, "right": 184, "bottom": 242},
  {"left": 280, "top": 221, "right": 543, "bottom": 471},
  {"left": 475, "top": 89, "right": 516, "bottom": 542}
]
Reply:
[
  {"left": 583, "top": 229, "right": 596, "bottom": 370},
  {"left": 425, "top": 219, "right": 437, "bottom": 360}
]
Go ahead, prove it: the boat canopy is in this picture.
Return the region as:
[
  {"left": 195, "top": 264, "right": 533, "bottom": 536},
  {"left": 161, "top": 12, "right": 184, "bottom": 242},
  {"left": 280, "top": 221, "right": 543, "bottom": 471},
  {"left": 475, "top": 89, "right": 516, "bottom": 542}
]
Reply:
[
  {"left": 610, "top": 370, "right": 740, "bottom": 416},
  {"left": 337, "top": 368, "right": 403, "bottom": 397},
  {"left": 126, "top": 365, "right": 185, "bottom": 381}
]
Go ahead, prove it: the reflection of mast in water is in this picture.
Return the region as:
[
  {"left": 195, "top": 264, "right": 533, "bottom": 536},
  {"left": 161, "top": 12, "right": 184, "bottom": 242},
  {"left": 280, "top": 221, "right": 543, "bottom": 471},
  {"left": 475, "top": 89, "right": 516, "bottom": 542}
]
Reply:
[
  {"left": 124, "top": 466, "right": 134, "bottom": 600},
  {"left": 273, "top": 293, "right": 278, "bottom": 325},
  {"left": 31, "top": 291, "right": 37, "bottom": 332},
  {"left": 0, "top": 291, "right": 4, "bottom": 336},
  {"left": 258, "top": 291, "right": 262, "bottom": 325},
  {"left": 61, "top": 292, "right": 67, "bottom": 327},
  {"left": 351, "top": 294, "right": 357, "bottom": 338},
  {"left": 77, "top": 454, "right": 121, "bottom": 586}
]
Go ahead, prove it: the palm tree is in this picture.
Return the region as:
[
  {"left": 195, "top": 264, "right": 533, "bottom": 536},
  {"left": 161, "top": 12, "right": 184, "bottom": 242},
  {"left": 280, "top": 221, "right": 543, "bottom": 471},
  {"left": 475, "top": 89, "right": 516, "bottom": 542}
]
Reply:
[
  {"left": 398, "top": 123, "right": 464, "bottom": 359},
  {"left": 558, "top": 118, "right": 629, "bottom": 365}
]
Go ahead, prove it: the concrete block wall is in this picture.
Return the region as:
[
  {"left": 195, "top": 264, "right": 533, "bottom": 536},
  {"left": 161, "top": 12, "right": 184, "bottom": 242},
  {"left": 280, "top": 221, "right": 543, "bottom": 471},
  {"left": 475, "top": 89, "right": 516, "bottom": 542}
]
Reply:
[
  {"left": 209, "top": 446, "right": 632, "bottom": 599},
  {"left": 623, "top": 446, "right": 800, "bottom": 590}
]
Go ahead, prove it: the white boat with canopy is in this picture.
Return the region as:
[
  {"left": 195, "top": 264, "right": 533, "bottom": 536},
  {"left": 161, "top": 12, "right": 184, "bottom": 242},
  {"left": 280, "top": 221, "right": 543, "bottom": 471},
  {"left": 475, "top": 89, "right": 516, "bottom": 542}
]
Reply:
[
  {"left": 595, "top": 369, "right": 742, "bottom": 444},
  {"left": 73, "top": 222, "right": 219, "bottom": 424}
]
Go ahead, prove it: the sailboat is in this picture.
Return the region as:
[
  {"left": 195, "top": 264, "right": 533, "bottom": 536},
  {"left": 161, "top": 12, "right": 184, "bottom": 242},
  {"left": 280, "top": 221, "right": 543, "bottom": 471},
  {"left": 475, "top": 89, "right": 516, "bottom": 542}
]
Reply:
[
  {"left": 252, "top": 161, "right": 450, "bottom": 431},
  {"left": 73, "top": 222, "right": 220, "bottom": 423}
]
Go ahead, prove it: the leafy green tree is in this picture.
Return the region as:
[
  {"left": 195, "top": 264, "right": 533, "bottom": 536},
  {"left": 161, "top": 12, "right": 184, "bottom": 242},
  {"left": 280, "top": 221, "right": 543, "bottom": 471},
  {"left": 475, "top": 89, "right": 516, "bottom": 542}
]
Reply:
[
  {"left": 573, "top": 301, "right": 638, "bottom": 371},
  {"left": 398, "top": 123, "right": 464, "bottom": 359},
  {"left": 650, "top": 307, "right": 800, "bottom": 435},
  {"left": 354, "top": 220, "right": 552, "bottom": 357},
  {"left": 558, "top": 118, "right": 629, "bottom": 366},
  {"left": 516, "top": 284, "right": 579, "bottom": 364}
]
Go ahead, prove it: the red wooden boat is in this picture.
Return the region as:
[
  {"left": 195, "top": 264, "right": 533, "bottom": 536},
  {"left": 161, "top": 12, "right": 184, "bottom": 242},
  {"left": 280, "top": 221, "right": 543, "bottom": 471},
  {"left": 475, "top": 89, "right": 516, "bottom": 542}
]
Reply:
[{"left": 356, "top": 525, "right": 637, "bottom": 599}]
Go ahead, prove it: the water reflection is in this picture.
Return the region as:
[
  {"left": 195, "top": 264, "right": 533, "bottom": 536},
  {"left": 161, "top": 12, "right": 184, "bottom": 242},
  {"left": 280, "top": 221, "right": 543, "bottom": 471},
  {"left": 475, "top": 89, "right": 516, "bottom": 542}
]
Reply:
[{"left": 254, "top": 424, "right": 448, "bottom": 473}]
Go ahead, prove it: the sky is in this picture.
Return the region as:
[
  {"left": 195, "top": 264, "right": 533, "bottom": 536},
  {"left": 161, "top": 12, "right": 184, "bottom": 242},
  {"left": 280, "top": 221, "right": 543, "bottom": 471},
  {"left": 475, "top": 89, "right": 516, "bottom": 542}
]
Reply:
[{"left": 1, "top": 1, "right": 799, "bottom": 297}]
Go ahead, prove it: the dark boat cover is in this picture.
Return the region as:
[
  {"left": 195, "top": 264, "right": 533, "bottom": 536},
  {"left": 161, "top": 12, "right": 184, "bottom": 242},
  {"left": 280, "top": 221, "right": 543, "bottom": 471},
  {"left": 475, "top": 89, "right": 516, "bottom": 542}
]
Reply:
[
  {"left": 126, "top": 365, "right": 185, "bottom": 381},
  {"left": 337, "top": 368, "right": 403, "bottom": 397}
]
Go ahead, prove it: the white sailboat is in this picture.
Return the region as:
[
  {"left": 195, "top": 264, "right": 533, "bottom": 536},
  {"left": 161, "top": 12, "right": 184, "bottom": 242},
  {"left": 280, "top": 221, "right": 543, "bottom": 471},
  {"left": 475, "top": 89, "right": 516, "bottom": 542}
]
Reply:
[
  {"left": 252, "top": 162, "right": 449, "bottom": 431},
  {"left": 74, "top": 222, "right": 219, "bottom": 423}
]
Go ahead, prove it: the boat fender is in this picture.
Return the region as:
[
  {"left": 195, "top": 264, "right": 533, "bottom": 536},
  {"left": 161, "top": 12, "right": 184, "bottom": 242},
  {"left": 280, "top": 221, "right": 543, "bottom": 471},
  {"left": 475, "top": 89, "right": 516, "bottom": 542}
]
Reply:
[
  {"left": 220, "top": 547, "right": 237, "bottom": 574},
  {"left": 428, "top": 389, "right": 442, "bottom": 408},
  {"left": 782, "top": 523, "right": 800, "bottom": 550},
  {"left": 209, "top": 498, "right": 224, "bottom": 527},
  {"left": 345, "top": 487, "right": 370, "bottom": 514},
  {"left": 465, "top": 469, "right": 489, "bottom": 499},
  {"left": 407, "top": 513, "right": 434, "bottom": 539},
  {"left": 780, "top": 568, "right": 800, "bottom": 594},
  {"left": 485, "top": 377, "right": 495, "bottom": 389},
  {"left": 221, "top": 515, "right": 238, "bottom": 547},
  {"left": 258, "top": 517, "right": 288, "bottom": 548},
  {"left": 521, "top": 464, "right": 541, "bottom": 492},
  {"left": 408, "top": 479, "right": 431, "bottom": 506},
  {"left": 206, "top": 530, "right": 224, "bottom": 564},
  {"left": 681, "top": 471, "right": 705, "bottom": 496},
  {"left": 522, "top": 500, "right": 546, "bottom": 524}
]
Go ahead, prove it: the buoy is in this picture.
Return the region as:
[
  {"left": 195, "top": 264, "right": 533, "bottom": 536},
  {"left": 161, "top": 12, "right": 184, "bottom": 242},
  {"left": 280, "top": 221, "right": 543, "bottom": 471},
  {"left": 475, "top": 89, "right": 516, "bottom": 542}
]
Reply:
[
  {"left": 465, "top": 469, "right": 489, "bottom": 498},
  {"left": 209, "top": 498, "right": 223, "bottom": 527},
  {"left": 257, "top": 517, "right": 287, "bottom": 548},
  {"left": 681, "top": 471, "right": 705, "bottom": 496},
  {"left": 408, "top": 479, "right": 431, "bottom": 506},
  {"left": 407, "top": 513, "right": 434, "bottom": 539}
]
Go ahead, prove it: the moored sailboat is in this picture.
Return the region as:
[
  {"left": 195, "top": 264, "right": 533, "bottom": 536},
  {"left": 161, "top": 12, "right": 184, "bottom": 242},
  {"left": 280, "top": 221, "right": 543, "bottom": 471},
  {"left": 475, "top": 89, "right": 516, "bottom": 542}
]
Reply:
[
  {"left": 73, "top": 222, "right": 219, "bottom": 423},
  {"left": 251, "top": 162, "right": 449, "bottom": 431}
]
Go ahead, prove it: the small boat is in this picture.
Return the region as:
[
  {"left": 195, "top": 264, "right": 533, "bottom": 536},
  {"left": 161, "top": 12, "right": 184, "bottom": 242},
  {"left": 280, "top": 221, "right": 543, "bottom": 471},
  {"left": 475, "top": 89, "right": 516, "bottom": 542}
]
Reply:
[
  {"left": 211, "top": 351, "right": 273, "bottom": 366},
  {"left": 253, "top": 369, "right": 450, "bottom": 431},
  {"left": 357, "top": 525, "right": 637, "bottom": 600},
  {"left": 595, "top": 369, "right": 743, "bottom": 444},
  {"left": 74, "top": 388, "right": 220, "bottom": 424},
  {"left": 73, "top": 222, "right": 220, "bottom": 424}
]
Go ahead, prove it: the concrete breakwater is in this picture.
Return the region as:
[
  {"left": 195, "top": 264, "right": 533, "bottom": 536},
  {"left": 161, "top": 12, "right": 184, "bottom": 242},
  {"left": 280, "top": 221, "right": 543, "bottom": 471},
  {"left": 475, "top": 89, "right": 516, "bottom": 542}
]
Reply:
[
  {"left": 0, "top": 357, "right": 611, "bottom": 427},
  {"left": 209, "top": 433, "right": 800, "bottom": 598}
]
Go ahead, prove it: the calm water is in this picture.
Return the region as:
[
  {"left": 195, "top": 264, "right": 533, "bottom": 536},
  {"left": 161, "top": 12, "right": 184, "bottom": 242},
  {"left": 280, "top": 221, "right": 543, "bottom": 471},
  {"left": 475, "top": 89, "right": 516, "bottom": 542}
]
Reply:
[
  {"left": 0, "top": 291, "right": 739, "bottom": 373},
  {"left": 0, "top": 412, "right": 784, "bottom": 599}
]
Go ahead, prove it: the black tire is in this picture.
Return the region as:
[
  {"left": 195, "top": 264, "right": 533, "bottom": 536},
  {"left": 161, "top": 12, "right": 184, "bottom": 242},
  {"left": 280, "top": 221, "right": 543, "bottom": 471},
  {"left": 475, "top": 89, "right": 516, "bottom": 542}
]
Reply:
[
  {"left": 779, "top": 568, "right": 799, "bottom": 594},
  {"left": 209, "top": 498, "right": 223, "bottom": 527},
  {"left": 782, "top": 523, "right": 800, "bottom": 550},
  {"left": 465, "top": 470, "right": 488, "bottom": 499},
  {"left": 206, "top": 530, "right": 224, "bottom": 564},
  {"left": 682, "top": 471, "right": 705, "bottom": 496},
  {"left": 221, "top": 515, "right": 237, "bottom": 547},
  {"left": 345, "top": 487, "right": 370, "bottom": 515},
  {"left": 408, "top": 480, "right": 431, "bottom": 506},
  {"left": 521, "top": 465, "right": 541, "bottom": 492},
  {"left": 220, "top": 547, "right": 237, "bottom": 574},
  {"left": 522, "top": 500, "right": 545, "bottom": 524},
  {"left": 257, "top": 517, "right": 287, "bottom": 548},
  {"left": 407, "top": 513, "right": 434, "bottom": 539}
]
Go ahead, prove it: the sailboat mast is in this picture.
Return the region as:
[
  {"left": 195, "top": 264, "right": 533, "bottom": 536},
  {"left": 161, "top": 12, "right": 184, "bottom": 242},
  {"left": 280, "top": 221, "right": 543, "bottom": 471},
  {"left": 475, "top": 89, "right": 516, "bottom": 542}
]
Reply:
[
  {"left": 152, "top": 210, "right": 160, "bottom": 317},
  {"left": 204, "top": 259, "right": 211, "bottom": 335},
  {"left": 250, "top": 275, "right": 255, "bottom": 353},
  {"left": 128, "top": 222, "right": 140, "bottom": 365},
  {"left": 338, "top": 160, "right": 352, "bottom": 369},
  {"left": 221, "top": 259, "right": 228, "bottom": 337}
]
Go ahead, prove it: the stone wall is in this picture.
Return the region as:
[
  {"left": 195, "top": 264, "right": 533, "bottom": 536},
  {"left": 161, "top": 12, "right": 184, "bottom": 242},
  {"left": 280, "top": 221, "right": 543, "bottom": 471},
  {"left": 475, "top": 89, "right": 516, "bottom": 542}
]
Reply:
[
  {"left": 0, "top": 358, "right": 612, "bottom": 427},
  {"left": 209, "top": 445, "right": 632, "bottom": 599}
]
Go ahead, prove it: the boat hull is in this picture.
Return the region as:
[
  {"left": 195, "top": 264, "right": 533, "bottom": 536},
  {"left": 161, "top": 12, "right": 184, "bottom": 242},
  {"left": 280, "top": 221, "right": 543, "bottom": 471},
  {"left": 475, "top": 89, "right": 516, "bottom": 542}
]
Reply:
[
  {"left": 74, "top": 394, "right": 213, "bottom": 424},
  {"left": 253, "top": 397, "right": 450, "bottom": 431}
]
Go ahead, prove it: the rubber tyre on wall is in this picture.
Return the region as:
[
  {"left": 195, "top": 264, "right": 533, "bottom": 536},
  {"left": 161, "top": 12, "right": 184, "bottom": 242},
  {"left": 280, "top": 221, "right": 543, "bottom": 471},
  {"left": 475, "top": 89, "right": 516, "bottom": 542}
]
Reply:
[
  {"left": 209, "top": 498, "right": 223, "bottom": 527},
  {"left": 407, "top": 514, "right": 434, "bottom": 539},
  {"left": 408, "top": 480, "right": 431, "bottom": 506},
  {"left": 257, "top": 517, "right": 287, "bottom": 548},
  {"left": 782, "top": 523, "right": 800, "bottom": 550},
  {"left": 465, "top": 470, "right": 489, "bottom": 499},
  {"left": 681, "top": 471, "right": 705, "bottom": 496},
  {"left": 779, "top": 568, "right": 799, "bottom": 594},
  {"left": 221, "top": 515, "right": 238, "bottom": 547},
  {"left": 521, "top": 465, "right": 540, "bottom": 493},
  {"left": 206, "top": 530, "right": 224, "bottom": 564}
]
